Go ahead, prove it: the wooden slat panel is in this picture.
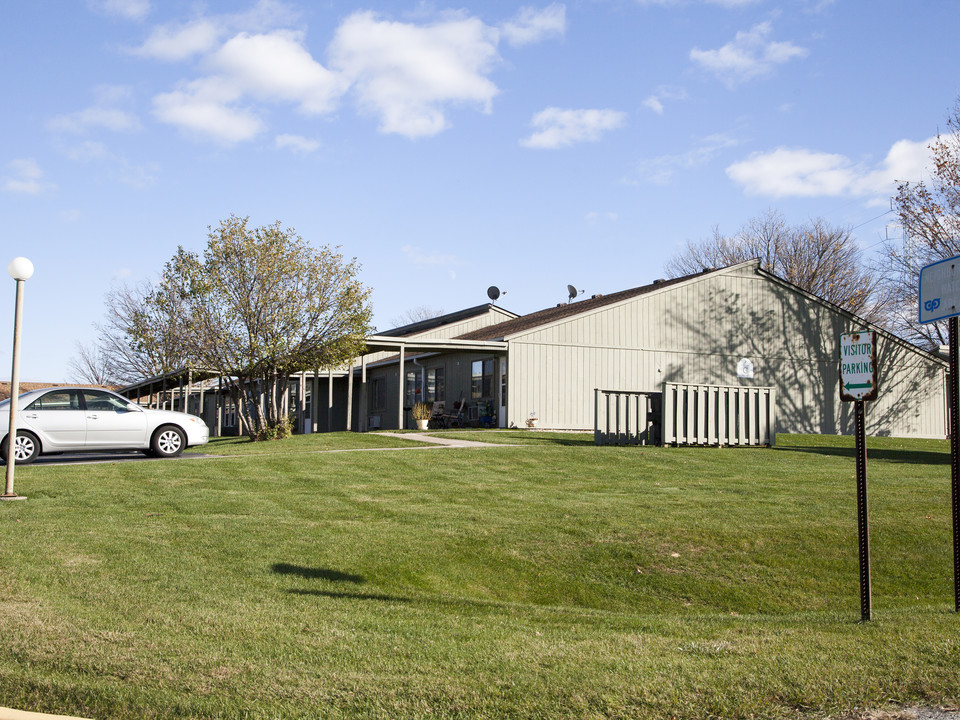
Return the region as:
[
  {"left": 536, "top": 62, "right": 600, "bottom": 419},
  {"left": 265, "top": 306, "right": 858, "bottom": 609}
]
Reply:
[{"left": 663, "top": 384, "right": 675, "bottom": 444}]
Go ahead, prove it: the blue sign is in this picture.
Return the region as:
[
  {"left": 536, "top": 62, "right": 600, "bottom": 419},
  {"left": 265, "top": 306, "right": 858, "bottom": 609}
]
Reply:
[{"left": 919, "top": 254, "right": 960, "bottom": 324}]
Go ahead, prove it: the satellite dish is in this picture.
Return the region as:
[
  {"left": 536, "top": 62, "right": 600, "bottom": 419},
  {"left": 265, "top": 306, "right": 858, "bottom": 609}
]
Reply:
[
  {"left": 567, "top": 284, "right": 581, "bottom": 303},
  {"left": 487, "top": 286, "right": 501, "bottom": 301}
]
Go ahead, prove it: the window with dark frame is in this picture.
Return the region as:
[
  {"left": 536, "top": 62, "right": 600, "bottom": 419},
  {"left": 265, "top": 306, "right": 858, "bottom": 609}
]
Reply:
[
  {"left": 405, "top": 371, "right": 422, "bottom": 406},
  {"left": 427, "top": 366, "right": 445, "bottom": 402},
  {"left": 471, "top": 358, "right": 494, "bottom": 399}
]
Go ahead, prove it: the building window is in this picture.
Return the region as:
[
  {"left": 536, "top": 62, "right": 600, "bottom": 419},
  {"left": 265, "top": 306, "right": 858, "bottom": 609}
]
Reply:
[
  {"left": 288, "top": 379, "right": 299, "bottom": 413},
  {"left": 224, "top": 400, "right": 237, "bottom": 428},
  {"left": 471, "top": 358, "right": 494, "bottom": 399},
  {"left": 427, "top": 366, "right": 445, "bottom": 402},
  {"left": 369, "top": 378, "right": 385, "bottom": 412},
  {"left": 405, "top": 371, "right": 423, "bottom": 406}
]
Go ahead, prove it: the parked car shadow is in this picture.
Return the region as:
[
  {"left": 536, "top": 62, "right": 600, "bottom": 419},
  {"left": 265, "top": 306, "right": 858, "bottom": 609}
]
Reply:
[{"left": 5, "top": 451, "right": 211, "bottom": 466}]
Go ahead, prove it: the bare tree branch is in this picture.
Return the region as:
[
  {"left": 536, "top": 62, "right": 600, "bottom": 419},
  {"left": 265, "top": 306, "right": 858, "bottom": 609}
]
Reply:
[
  {"left": 666, "top": 209, "right": 889, "bottom": 324},
  {"left": 882, "top": 99, "right": 960, "bottom": 348}
]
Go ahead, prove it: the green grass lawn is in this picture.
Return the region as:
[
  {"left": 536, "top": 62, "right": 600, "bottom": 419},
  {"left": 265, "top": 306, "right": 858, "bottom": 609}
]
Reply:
[
  {"left": 0, "top": 432, "right": 958, "bottom": 719},
  {"left": 187, "top": 431, "right": 426, "bottom": 455}
]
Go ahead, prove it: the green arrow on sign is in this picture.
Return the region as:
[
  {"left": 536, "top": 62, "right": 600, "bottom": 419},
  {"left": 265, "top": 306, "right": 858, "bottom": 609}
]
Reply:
[{"left": 845, "top": 381, "right": 873, "bottom": 390}]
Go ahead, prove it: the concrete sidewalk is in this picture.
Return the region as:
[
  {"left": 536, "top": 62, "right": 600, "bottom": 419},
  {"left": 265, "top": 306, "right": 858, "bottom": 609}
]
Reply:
[
  {"left": 368, "top": 432, "right": 511, "bottom": 448},
  {"left": 1, "top": 708, "right": 89, "bottom": 720}
]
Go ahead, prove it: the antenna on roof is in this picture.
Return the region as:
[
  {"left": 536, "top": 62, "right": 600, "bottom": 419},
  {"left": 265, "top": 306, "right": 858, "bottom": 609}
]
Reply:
[
  {"left": 567, "top": 284, "right": 582, "bottom": 303},
  {"left": 487, "top": 286, "right": 502, "bottom": 303}
]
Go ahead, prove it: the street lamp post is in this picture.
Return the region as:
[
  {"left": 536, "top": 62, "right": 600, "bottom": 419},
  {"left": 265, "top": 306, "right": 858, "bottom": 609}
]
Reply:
[{"left": 3, "top": 256, "right": 34, "bottom": 501}]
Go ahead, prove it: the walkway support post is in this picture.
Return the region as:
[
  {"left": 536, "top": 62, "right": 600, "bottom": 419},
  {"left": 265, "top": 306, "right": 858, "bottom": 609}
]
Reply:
[{"left": 397, "top": 344, "right": 405, "bottom": 430}]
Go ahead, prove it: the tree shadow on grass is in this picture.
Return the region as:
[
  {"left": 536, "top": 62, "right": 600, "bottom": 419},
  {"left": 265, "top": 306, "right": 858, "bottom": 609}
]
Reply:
[
  {"left": 775, "top": 445, "right": 949, "bottom": 465},
  {"left": 274, "top": 563, "right": 520, "bottom": 612},
  {"left": 271, "top": 563, "right": 365, "bottom": 584},
  {"left": 288, "top": 588, "right": 413, "bottom": 603}
]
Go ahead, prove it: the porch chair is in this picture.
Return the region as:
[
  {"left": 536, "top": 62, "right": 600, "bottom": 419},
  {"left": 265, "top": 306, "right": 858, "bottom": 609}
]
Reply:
[
  {"left": 428, "top": 401, "right": 446, "bottom": 429},
  {"left": 442, "top": 396, "right": 467, "bottom": 428}
]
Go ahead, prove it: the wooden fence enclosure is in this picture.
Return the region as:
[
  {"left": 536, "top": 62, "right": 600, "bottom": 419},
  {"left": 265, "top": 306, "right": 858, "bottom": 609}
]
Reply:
[{"left": 594, "top": 383, "right": 776, "bottom": 447}]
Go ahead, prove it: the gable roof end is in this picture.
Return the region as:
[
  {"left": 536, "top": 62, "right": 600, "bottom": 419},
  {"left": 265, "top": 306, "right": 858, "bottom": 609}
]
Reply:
[{"left": 455, "top": 264, "right": 748, "bottom": 342}]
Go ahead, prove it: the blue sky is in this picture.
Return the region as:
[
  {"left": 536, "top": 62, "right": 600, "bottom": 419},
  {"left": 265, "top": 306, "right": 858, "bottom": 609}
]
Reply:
[{"left": 2, "top": 0, "right": 958, "bottom": 382}]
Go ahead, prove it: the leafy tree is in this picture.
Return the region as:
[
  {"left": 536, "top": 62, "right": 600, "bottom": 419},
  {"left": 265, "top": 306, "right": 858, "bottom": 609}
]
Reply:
[
  {"left": 884, "top": 100, "right": 960, "bottom": 348},
  {"left": 159, "top": 216, "right": 373, "bottom": 439},
  {"left": 666, "top": 209, "right": 887, "bottom": 322}
]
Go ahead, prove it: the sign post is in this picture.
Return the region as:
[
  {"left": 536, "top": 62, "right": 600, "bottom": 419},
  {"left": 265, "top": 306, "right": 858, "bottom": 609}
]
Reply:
[
  {"left": 840, "top": 330, "right": 877, "bottom": 621},
  {"left": 919, "top": 255, "right": 960, "bottom": 614}
]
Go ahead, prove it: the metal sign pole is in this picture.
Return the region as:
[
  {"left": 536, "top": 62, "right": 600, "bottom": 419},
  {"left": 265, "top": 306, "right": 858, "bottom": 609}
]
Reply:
[
  {"left": 854, "top": 399, "right": 871, "bottom": 621},
  {"left": 918, "top": 255, "right": 960, "bottom": 613},
  {"left": 950, "top": 316, "right": 960, "bottom": 613}
]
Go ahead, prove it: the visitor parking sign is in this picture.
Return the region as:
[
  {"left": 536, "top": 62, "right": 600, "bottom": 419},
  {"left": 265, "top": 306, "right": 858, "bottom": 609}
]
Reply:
[{"left": 839, "top": 331, "right": 877, "bottom": 402}]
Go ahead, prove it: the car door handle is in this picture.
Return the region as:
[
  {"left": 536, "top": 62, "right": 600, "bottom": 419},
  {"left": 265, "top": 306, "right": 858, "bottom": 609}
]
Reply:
[
  {"left": 23, "top": 413, "right": 37, "bottom": 419},
  {"left": 87, "top": 414, "right": 99, "bottom": 420}
]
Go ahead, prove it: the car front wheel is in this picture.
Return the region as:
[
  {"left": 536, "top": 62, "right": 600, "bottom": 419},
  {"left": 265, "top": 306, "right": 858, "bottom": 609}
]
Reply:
[
  {"left": 151, "top": 425, "right": 186, "bottom": 458},
  {"left": 1, "top": 431, "right": 40, "bottom": 465}
]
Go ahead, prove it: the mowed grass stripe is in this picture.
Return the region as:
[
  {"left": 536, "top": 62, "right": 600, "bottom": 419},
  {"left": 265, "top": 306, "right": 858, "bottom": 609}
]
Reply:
[{"left": 0, "top": 433, "right": 957, "bottom": 719}]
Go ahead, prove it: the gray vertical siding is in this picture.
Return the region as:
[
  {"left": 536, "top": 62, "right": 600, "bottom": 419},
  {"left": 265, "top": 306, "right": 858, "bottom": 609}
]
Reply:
[{"left": 506, "top": 264, "right": 946, "bottom": 438}]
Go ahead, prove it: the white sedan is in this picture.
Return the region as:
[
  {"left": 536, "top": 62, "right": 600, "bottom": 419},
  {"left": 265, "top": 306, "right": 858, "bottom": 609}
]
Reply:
[{"left": 0, "top": 386, "right": 209, "bottom": 464}]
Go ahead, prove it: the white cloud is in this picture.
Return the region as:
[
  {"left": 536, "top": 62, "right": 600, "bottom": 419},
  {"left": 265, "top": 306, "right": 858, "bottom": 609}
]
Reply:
[
  {"left": 115, "top": 160, "right": 158, "bottom": 189},
  {"left": 500, "top": 4, "right": 566, "bottom": 47},
  {"left": 153, "top": 77, "right": 264, "bottom": 144},
  {"left": 275, "top": 134, "right": 320, "bottom": 153},
  {"left": 48, "top": 107, "right": 140, "bottom": 135},
  {"left": 3, "top": 158, "right": 56, "bottom": 195},
  {"left": 64, "top": 141, "right": 110, "bottom": 162},
  {"left": 141, "top": 5, "right": 542, "bottom": 143},
  {"left": 91, "top": 0, "right": 150, "bottom": 21},
  {"left": 690, "top": 22, "right": 807, "bottom": 87},
  {"left": 134, "top": 19, "right": 222, "bottom": 61},
  {"left": 151, "top": 29, "right": 345, "bottom": 143},
  {"left": 636, "top": 134, "right": 739, "bottom": 184},
  {"left": 521, "top": 107, "right": 626, "bottom": 149},
  {"left": 131, "top": 1, "right": 300, "bottom": 60},
  {"left": 329, "top": 11, "right": 500, "bottom": 138},
  {"left": 211, "top": 31, "right": 347, "bottom": 115},
  {"left": 727, "top": 147, "right": 853, "bottom": 196},
  {"left": 643, "top": 97, "right": 664, "bottom": 114},
  {"left": 642, "top": 85, "right": 687, "bottom": 115},
  {"left": 48, "top": 86, "right": 141, "bottom": 135},
  {"left": 725, "top": 137, "right": 938, "bottom": 199}
]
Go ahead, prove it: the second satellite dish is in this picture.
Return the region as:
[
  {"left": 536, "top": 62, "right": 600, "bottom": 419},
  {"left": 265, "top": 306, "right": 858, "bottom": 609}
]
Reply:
[{"left": 487, "top": 286, "right": 501, "bottom": 301}]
